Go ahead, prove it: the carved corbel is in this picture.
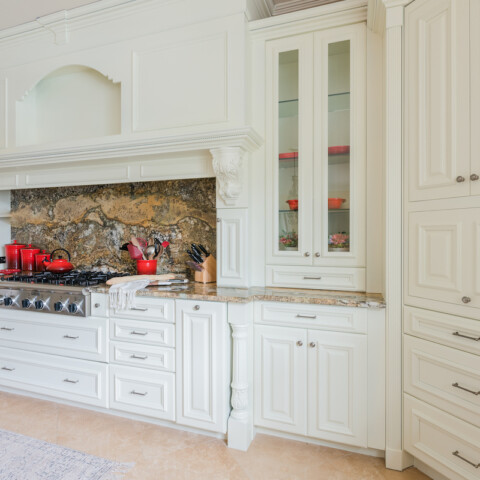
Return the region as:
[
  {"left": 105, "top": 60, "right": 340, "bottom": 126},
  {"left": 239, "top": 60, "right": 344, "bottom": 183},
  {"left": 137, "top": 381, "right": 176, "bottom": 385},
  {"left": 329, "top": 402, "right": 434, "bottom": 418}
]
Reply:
[{"left": 210, "top": 147, "right": 245, "bottom": 206}]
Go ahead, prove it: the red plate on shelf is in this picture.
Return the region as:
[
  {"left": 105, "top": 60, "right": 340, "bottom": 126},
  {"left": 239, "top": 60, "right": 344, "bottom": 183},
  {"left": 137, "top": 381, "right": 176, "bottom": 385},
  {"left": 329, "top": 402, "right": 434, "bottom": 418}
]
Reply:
[
  {"left": 0, "top": 269, "right": 21, "bottom": 275},
  {"left": 328, "top": 146, "right": 350, "bottom": 155},
  {"left": 279, "top": 152, "right": 298, "bottom": 159}
]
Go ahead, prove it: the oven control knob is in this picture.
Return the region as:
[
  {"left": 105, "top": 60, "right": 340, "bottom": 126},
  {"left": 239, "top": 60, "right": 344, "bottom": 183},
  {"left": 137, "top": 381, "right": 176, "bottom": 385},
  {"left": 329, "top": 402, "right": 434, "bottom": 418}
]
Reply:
[
  {"left": 34, "top": 300, "right": 45, "bottom": 310},
  {"left": 54, "top": 302, "right": 64, "bottom": 312},
  {"left": 68, "top": 303, "right": 78, "bottom": 314},
  {"left": 21, "top": 299, "right": 31, "bottom": 308},
  {"left": 4, "top": 298, "right": 13, "bottom": 307}
]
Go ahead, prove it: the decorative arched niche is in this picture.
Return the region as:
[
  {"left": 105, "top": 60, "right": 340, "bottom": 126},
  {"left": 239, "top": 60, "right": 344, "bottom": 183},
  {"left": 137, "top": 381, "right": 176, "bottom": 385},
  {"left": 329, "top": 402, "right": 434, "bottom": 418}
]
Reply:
[{"left": 16, "top": 65, "right": 121, "bottom": 147}]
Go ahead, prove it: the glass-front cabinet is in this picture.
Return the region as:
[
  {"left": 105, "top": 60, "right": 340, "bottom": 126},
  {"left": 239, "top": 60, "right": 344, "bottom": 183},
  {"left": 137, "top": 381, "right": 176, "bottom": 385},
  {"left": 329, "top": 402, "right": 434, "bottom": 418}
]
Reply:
[{"left": 266, "top": 24, "right": 366, "bottom": 289}]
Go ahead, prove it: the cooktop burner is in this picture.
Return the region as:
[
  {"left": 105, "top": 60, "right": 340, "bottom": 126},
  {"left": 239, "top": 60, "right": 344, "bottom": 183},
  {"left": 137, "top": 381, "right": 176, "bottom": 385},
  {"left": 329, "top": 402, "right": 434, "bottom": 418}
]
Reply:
[{"left": 4, "top": 270, "right": 129, "bottom": 287}]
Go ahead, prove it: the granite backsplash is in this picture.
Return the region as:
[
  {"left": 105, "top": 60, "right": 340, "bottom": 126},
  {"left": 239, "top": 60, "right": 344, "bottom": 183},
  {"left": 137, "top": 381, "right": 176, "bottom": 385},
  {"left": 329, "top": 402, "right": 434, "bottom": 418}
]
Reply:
[{"left": 10, "top": 179, "right": 216, "bottom": 275}]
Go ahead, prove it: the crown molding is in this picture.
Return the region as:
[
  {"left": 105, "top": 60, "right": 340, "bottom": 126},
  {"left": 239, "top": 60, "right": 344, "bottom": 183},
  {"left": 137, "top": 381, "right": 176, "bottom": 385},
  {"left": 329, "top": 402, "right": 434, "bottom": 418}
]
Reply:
[
  {"left": 272, "top": 0, "right": 343, "bottom": 16},
  {"left": 246, "top": 0, "right": 274, "bottom": 20},
  {"left": 367, "top": 0, "right": 385, "bottom": 33}
]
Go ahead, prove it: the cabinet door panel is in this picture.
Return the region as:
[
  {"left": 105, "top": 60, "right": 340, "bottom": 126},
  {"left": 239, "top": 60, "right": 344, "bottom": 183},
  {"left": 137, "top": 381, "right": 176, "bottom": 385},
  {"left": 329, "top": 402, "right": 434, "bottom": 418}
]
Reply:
[
  {"left": 471, "top": 0, "right": 480, "bottom": 196},
  {"left": 254, "top": 325, "right": 307, "bottom": 435},
  {"left": 405, "top": 0, "right": 470, "bottom": 201},
  {"left": 307, "top": 331, "right": 367, "bottom": 447}
]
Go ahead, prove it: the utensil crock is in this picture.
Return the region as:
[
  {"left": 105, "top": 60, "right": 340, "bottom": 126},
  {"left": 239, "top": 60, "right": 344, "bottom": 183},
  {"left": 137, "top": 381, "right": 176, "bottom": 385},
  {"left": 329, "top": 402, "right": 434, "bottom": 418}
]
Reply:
[{"left": 136, "top": 259, "right": 157, "bottom": 275}]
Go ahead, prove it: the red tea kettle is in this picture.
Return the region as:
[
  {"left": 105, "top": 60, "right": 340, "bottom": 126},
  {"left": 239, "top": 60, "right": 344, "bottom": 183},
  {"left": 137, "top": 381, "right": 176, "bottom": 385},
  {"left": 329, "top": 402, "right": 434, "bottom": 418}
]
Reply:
[{"left": 42, "top": 248, "right": 74, "bottom": 274}]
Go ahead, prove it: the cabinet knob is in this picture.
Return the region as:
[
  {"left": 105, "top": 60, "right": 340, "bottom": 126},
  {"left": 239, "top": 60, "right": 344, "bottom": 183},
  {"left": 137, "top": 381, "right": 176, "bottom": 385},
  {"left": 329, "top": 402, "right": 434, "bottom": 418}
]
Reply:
[
  {"left": 462, "top": 296, "right": 472, "bottom": 304},
  {"left": 94, "top": 303, "right": 100, "bottom": 308},
  {"left": 315, "top": 252, "right": 320, "bottom": 257},
  {"left": 193, "top": 305, "right": 200, "bottom": 311},
  {"left": 309, "top": 342, "right": 316, "bottom": 348},
  {"left": 471, "top": 174, "right": 479, "bottom": 181},
  {"left": 456, "top": 176, "right": 466, "bottom": 183},
  {"left": 296, "top": 340, "right": 303, "bottom": 347},
  {"left": 304, "top": 252, "right": 310, "bottom": 257},
  {"left": 217, "top": 218, "right": 221, "bottom": 223}
]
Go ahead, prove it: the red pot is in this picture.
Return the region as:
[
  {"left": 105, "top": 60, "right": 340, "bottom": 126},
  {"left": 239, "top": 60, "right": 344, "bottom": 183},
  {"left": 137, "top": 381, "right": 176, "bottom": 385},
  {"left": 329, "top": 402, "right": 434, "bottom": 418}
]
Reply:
[
  {"left": 42, "top": 248, "right": 74, "bottom": 274},
  {"left": 20, "top": 245, "right": 40, "bottom": 271},
  {"left": 5, "top": 240, "right": 26, "bottom": 270},
  {"left": 136, "top": 259, "right": 157, "bottom": 275},
  {"left": 35, "top": 250, "right": 51, "bottom": 272},
  {"left": 286, "top": 199, "right": 298, "bottom": 211},
  {"left": 328, "top": 198, "right": 345, "bottom": 210}
]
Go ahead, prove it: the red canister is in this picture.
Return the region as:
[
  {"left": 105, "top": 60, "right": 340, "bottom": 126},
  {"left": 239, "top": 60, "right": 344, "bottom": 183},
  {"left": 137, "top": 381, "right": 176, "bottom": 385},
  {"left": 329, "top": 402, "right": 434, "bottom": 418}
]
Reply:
[
  {"left": 35, "top": 250, "right": 50, "bottom": 272},
  {"left": 20, "top": 245, "right": 40, "bottom": 271},
  {"left": 5, "top": 240, "right": 26, "bottom": 270},
  {"left": 136, "top": 259, "right": 157, "bottom": 275}
]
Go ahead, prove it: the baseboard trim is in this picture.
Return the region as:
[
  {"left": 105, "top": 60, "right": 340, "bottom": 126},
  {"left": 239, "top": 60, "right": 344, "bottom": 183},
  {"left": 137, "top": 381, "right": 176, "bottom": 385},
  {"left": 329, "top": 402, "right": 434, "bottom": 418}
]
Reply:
[
  {"left": 414, "top": 459, "right": 449, "bottom": 480},
  {"left": 385, "top": 448, "right": 414, "bottom": 471}
]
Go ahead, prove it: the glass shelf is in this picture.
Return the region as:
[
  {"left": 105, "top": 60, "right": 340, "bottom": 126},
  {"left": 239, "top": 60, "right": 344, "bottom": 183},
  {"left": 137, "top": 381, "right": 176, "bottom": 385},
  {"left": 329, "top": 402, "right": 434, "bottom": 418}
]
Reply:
[
  {"left": 279, "top": 99, "right": 298, "bottom": 118},
  {"left": 328, "top": 209, "right": 350, "bottom": 214},
  {"left": 279, "top": 209, "right": 298, "bottom": 213},
  {"left": 328, "top": 92, "right": 350, "bottom": 112}
]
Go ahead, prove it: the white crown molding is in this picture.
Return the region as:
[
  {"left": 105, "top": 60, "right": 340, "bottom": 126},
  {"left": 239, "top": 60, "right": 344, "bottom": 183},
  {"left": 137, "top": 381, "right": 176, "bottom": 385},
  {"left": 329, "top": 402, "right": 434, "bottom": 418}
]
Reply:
[
  {"left": 0, "top": 127, "right": 263, "bottom": 169},
  {"left": 273, "top": 0, "right": 343, "bottom": 16},
  {"left": 367, "top": 0, "right": 385, "bottom": 33}
]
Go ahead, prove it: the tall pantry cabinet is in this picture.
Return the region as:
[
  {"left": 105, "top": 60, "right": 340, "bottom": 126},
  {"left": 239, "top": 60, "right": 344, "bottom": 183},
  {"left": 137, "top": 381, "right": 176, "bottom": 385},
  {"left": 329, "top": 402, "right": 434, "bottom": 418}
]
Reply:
[{"left": 403, "top": 1, "right": 480, "bottom": 478}]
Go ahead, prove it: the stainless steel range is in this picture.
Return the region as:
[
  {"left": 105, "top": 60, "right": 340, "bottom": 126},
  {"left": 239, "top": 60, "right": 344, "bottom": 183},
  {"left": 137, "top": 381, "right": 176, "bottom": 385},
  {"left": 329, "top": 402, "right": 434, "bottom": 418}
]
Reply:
[{"left": 0, "top": 271, "right": 128, "bottom": 317}]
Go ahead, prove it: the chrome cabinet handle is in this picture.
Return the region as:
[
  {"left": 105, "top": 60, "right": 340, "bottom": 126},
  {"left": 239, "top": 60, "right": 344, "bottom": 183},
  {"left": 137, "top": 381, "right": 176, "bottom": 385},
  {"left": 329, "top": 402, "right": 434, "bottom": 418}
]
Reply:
[
  {"left": 193, "top": 305, "right": 200, "bottom": 311},
  {"left": 303, "top": 277, "right": 322, "bottom": 280},
  {"left": 452, "top": 451, "right": 480, "bottom": 468},
  {"left": 130, "top": 330, "right": 148, "bottom": 336},
  {"left": 452, "top": 382, "right": 480, "bottom": 396},
  {"left": 304, "top": 252, "right": 310, "bottom": 257},
  {"left": 130, "top": 390, "right": 148, "bottom": 396},
  {"left": 130, "top": 354, "right": 148, "bottom": 360},
  {"left": 296, "top": 340, "right": 303, "bottom": 347},
  {"left": 309, "top": 342, "right": 316, "bottom": 348},
  {"left": 471, "top": 174, "right": 479, "bottom": 181},
  {"left": 0, "top": 327, "right": 14, "bottom": 331},
  {"left": 130, "top": 307, "right": 148, "bottom": 312},
  {"left": 1, "top": 367, "right": 14, "bottom": 371},
  {"left": 462, "top": 296, "right": 472, "bottom": 304},
  {"left": 315, "top": 252, "right": 320, "bottom": 257},
  {"left": 456, "top": 176, "right": 466, "bottom": 183},
  {"left": 63, "top": 335, "right": 79, "bottom": 340},
  {"left": 296, "top": 314, "right": 317, "bottom": 319},
  {"left": 63, "top": 378, "right": 79, "bottom": 384},
  {"left": 452, "top": 331, "right": 480, "bottom": 341}
]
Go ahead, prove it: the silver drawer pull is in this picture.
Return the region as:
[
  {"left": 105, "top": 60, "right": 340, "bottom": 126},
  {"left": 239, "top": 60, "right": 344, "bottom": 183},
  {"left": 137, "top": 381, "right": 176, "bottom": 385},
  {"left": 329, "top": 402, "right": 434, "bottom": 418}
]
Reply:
[
  {"left": 452, "top": 382, "right": 480, "bottom": 396},
  {"left": 0, "top": 327, "right": 14, "bottom": 331},
  {"left": 130, "top": 354, "right": 148, "bottom": 360},
  {"left": 1, "top": 367, "right": 14, "bottom": 371},
  {"left": 303, "top": 276, "right": 322, "bottom": 280},
  {"left": 453, "top": 331, "right": 480, "bottom": 341},
  {"left": 130, "top": 307, "right": 148, "bottom": 312},
  {"left": 130, "top": 390, "right": 148, "bottom": 396},
  {"left": 130, "top": 330, "right": 148, "bottom": 336},
  {"left": 296, "top": 314, "right": 317, "bottom": 319},
  {"left": 452, "top": 450, "right": 480, "bottom": 468},
  {"left": 63, "top": 378, "right": 79, "bottom": 384},
  {"left": 63, "top": 335, "right": 79, "bottom": 340}
]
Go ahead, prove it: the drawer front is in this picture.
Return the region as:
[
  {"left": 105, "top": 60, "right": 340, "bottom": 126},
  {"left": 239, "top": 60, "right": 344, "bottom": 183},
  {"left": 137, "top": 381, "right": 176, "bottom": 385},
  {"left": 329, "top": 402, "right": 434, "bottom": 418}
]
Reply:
[
  {"left": 266, "top": 266, "right": 365, "bottom": 291},
  {"left": 110, "top": 341, "right": 175, "bottom": 372},
  {"left": 110, "top": 365, "right": 175, "bottom": 420},
  {"left": 404, "top": 335, "right": 480, "bottom": 428},
  {"left": 0, "top": 313, "right": 107, "bottom": 361},
  {"left": 110, "top": 297, "right": 174, "bottom": 323},
  {"left": 404, "top": 394, "right": 480, "bottom": 480},
  {"left": 404, "top": 306, "right": 480, "bottom": 356},
  {"left": 0, "top": 347, "right": 107, "bottom": 407},
  {"left": 110, "top": 318, "right": 174, "bottom": 347},
  {"left": 255, "top": 302, "right": 367, "bottom": 333},
  {"left": 91, "top": 293, "right": 108, "bottom": 318}
]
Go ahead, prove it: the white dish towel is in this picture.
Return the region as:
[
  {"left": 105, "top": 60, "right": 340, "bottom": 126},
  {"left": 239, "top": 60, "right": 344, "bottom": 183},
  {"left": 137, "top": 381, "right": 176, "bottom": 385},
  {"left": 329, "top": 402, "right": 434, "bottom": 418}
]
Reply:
[{"left": 109, "top": 279, "right": 150, "bottom": 311}]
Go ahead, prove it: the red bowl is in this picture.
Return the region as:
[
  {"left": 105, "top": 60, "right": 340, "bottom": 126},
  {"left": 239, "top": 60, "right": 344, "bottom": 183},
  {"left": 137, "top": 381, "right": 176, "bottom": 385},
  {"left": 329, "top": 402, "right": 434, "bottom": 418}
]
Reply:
[
  {"left": 328, "top": 198, "right": 345, "bottom": 209},
  {"left": 136, "top": 259, "right": 157, "bottom": 275},
  {"left": 286, "top": 199, "right": 298, "bottom": 211}
]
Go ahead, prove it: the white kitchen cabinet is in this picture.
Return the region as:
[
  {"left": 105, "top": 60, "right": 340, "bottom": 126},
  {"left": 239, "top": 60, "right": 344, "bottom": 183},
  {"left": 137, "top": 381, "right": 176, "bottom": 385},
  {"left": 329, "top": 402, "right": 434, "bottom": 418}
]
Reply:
[
  {"left": 405, "top": 0, "right": 479, "bottom": 201},
  {"left": 175, "top": 300, "right": 230, "bottom": 433},
  {"left": 264, "top": 23, "right": 366, "bottom": 289}
]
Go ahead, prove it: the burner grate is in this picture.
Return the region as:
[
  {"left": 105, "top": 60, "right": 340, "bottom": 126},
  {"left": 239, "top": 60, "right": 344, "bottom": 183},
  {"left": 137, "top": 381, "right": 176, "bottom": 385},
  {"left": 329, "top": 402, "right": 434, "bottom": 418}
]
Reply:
[{"left": 5, "top": 271, "right": 129, "bottom": 287}]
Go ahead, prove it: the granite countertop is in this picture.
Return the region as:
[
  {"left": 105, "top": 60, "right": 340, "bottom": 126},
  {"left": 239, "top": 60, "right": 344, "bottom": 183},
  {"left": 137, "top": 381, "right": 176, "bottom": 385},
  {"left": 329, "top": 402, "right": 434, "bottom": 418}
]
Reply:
[{"left": 92, "top": 283, "right": 385, "bottom": 308}]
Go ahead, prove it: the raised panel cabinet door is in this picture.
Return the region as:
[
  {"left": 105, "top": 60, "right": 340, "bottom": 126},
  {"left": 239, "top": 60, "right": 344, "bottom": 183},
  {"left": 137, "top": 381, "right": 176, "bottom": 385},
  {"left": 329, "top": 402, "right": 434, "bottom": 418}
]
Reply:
[
  {"left": 254, "top": 325, "right": 307, "bottom": 435},
  {"left": 405, "top": 0, "right": 470, "bottom": 201},
  {"left": 307, "top": 330, "right": 367, "bottom": 447},
  {"left": 407, "top": 209, "right": 470, "bottom": 307},
  {"left": 471, "top": 0, "right": 480, "bottom": 196},
  {"left": 175, "top": 300, "right": 229, "bottom": 433}
]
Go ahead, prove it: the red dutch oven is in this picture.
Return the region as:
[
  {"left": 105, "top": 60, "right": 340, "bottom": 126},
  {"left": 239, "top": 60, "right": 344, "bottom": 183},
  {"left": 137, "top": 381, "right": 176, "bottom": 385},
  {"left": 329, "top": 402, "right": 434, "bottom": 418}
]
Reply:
[
  {"left": 35, "top": 250, "right": 51, "bottom": 272},
  {"left": 42, "top": 248, "right": 74, "bottom": 274},
  {"left": 5, "top": 240, "right": 26, "bottom": 270},
  {"left": 20, "top": 244, "right": 40, "bottom": 271}
]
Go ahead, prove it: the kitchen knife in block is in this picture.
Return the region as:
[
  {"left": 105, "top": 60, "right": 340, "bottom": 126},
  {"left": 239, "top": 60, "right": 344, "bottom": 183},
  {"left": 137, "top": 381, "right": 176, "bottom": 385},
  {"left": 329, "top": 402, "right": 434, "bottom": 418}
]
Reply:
[{"left": 194, "top": 255, "right": 216, "bottom": 284}]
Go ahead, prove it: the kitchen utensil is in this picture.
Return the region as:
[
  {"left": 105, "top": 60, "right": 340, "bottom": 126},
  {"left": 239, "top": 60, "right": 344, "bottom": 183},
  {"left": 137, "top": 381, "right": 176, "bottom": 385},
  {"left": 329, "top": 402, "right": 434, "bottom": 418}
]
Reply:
[
  {"left": 35, "top": 250, "right": 50, "bottom": 272},
  {"left": 120, "top": 243, "right": 130, "bottom": 252},
  {"left": 136, "top": 259, "right": 157, "bottom": 275},
  {"left": 187, "top": 249, "right": 203, "bottom": 264},
  {"left": 106, "top": 274, "right": 177, "bottom": 286},
  {"left": 187, "top": 260, "right": 204, "bottom": 272},
  {"left": 286, "top": 199, "right": 298, "bottom": 210},
  {"left": 130, "top": 237, "right": 146, "bottom": 260},
  {"left": 5, "top": 240, "right": 26, "bottom": 270},
  {"left": 198, "top": 245, "right": 210, "bottom": 257},
  {"left": 328, "top": 198, "right": 345, "bottom": 209},
  {"left": 42, "top": 248, "right": 74, "bottom": 274},
  {"left": 191, "top": 244, "right": 204, "bottom": 261},
  {"left": 20, "top": 245, "right": 40, "bottom": 271},
  {"left": 145, "top": 244, "right": 156, "bottom": 260},
  {"left": 127, "top": 244, "right": 143, "bottom": 260}
]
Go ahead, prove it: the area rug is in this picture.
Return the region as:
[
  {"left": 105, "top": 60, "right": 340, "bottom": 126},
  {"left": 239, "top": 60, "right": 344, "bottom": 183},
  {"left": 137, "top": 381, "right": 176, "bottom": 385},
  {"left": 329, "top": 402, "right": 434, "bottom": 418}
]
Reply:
[{"left": 0, "top": 428, "right": 133, "bottom": 480}]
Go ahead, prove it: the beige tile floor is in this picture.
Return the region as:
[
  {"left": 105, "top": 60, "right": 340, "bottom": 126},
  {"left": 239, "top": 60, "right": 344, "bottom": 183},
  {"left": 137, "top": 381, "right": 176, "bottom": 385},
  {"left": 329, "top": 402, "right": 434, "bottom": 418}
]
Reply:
[{"left": 0, "top": 391, "right": 431, "bottom": 480}]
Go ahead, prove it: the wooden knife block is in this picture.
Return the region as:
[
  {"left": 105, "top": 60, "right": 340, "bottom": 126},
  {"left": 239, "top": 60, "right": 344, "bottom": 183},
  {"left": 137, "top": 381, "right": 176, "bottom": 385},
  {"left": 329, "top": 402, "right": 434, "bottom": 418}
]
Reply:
[{"left": 194, "top": 255, "right": 216, "bottom": 284}]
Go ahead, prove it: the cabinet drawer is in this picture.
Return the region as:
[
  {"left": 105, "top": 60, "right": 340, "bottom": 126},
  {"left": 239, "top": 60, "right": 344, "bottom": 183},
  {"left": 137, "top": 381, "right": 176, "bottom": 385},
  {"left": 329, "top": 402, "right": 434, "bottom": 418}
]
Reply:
[
  {"left": 91, "top": 293, "right": 108, "bottom": 318},
  {"left": 0, "top": 312, "right": 107, "bottom": 361},
  {"left": 0, "top": 347, "right": 107, "bottom": 407},
  {"left": 266, "top": 266, "right": 365, "bottom": 291},
  {"left": 404, "top": 306, "right": 480, "bottom": 356},
  {"left": 110, "top": 297, "right": 174, "bottom": 323},
  {"left": 404, "top": 335, "right": 480, "bottom": 428},
  {"left": 110, "top": 365, "right": 175, "bottom": 420},
  {"left": 110, "top": 341, "right": 175, "bottom": 372},
  {"left": 404, "top": 394, "right": 480, "bottom": 480},
  {"left": 255, "top": 302, "right": 367, "bottom": 333},
  {"left": 110, "top": 318, "right": 174, "bottom": 347}
]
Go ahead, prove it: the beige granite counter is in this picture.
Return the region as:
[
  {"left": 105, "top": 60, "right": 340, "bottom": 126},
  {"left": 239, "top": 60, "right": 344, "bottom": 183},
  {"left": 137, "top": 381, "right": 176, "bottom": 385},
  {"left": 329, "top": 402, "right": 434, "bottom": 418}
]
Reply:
[{"left": 91, "top": 283, "right": 385, "bottom": 308}]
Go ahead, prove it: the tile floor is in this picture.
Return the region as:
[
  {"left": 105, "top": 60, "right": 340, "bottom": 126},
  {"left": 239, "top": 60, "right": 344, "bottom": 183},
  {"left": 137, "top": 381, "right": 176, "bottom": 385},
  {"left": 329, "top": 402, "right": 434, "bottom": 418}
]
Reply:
[{"left": 0, "top": 391, "right": 431, "bottom": 480}]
